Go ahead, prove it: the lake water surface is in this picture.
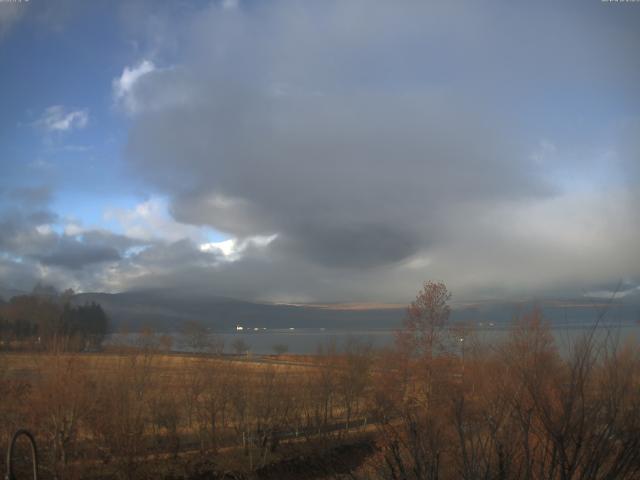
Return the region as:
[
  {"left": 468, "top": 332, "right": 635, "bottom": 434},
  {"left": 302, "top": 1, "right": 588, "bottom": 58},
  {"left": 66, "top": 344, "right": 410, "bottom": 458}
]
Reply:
[{"left": 107, "top": 323, "right": 640, "bottom": 356}]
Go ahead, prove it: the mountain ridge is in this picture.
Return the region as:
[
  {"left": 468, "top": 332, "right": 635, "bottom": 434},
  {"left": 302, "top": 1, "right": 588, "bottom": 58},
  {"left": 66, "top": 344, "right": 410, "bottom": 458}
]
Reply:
[{"left": 2, "top": 285, "right": 638, "bottom": 333}]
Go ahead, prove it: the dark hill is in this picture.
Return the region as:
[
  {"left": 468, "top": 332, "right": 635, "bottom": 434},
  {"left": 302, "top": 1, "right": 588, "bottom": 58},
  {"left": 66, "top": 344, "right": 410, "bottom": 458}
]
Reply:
[{"left": 72, "top": 289, "right": 406, "bottom": 332}]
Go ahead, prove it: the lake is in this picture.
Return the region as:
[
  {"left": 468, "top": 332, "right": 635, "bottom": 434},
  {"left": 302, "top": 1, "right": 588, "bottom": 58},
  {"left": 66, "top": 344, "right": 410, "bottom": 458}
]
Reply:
[{"left": 107, "top": 322, "right": 640, "bottom": 356}]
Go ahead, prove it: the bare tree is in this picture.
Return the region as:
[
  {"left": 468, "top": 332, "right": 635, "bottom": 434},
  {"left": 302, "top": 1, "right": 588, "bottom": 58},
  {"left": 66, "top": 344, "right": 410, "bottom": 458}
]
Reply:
[
  {"left": 182, "top": 320, "right": 209, "bottom": 352},
  {"left": 338, "top": 337, "right": 372, "bottom": 432},
  {"left": 396, "top": 281, "right": 451, "bottom": 360},
  {"left": 33, "top": 341, "right": 94, "bottom": 478},
  {"left": 232, "top": 338, "right": 250, "bottom": 356}
]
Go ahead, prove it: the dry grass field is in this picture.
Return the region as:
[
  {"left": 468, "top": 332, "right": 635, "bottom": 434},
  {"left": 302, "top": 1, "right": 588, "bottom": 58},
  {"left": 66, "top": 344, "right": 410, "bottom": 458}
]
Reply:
[{"left": 0, "top": 345, "right": 378, "bottom": 479}]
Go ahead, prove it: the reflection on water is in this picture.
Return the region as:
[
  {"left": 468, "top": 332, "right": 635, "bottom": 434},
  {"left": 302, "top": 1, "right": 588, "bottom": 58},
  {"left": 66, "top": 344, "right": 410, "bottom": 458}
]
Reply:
[{"left": 107, "top": 323, "right": 640, "bottom": 356}]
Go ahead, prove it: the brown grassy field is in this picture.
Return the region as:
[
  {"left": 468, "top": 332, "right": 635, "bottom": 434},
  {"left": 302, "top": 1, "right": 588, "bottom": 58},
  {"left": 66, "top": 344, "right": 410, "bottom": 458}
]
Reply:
[{"left": 0, "top": 347, "right": 378, "bottom": 479}]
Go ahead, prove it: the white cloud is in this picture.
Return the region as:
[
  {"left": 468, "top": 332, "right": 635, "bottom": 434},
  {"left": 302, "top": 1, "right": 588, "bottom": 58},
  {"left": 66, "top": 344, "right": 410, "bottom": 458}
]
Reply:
[
  {"left": 63, "top": 222, "right": 84, "bottom": 236},
  {"left": 200, "top": 234, "right": 277, "bottom": 261},
  {"left": 112, "top": 59, "right": 156, "bottom": 114},
  {"left": 104, "top": 196, "right": 217, "bottom": 244},
  {"left": 201, "top": 238, "right": 236, "bottom": 256},
  {"left": 104, "top": 196, "right": 277, "bottom": 265},
  {"left": 36, "top": 106, "right": 89, "bottom": 132},
  {"left": 35, "top": 224, "right": 54, "bottom": 236}
]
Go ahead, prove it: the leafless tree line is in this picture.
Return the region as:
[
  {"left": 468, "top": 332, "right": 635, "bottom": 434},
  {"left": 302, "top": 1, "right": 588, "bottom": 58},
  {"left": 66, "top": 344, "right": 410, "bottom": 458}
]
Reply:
[
  {"left": 361, "top": 282, "right": 640, "bottom": 480},
  {"left": 0, "top": 333, "right": 378, "bottom": 479}
]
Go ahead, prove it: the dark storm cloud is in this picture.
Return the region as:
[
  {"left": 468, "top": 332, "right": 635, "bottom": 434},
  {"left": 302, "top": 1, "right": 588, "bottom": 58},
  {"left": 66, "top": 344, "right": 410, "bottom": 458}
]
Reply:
[
  {"left": 116, "top": 239, "right": 353, "bottom": 302},
  {"left": 27, "top": 210, "right": 59, "bottom": 225},
  {"left": 114, "top": 0, "right": 640, "bottom": 301},
  {"left": 273, "top": 223, "right": 421, "bottom": 269},
  {"left": 133, "top": 239, "right": 220, "bottom": 268},
  {"left": 128, "top": 78, "right": 544, "bottom": 269},
  {"left": 4, "top": 0, "right": 638, "bottom": 302},
  {"left": 0, "top": 192, "right": 149, "bottom": 289},
  {"left": 80, "top": 230, "right": 144, "bottom": 253},
  {"left": 36, "top": 239, "right": 121, "bottom": 270},
  {"left": 0, "top": 214, "right": 127, "bottom": 271},
  {"left": 0, "top": 209, "right": 56, "bottom": 255}
]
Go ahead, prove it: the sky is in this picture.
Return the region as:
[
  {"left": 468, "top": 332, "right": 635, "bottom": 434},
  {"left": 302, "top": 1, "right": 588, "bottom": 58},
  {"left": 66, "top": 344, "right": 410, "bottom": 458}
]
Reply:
[{"left": 0, "top": 0, "right": 639, "bottom": 304}]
